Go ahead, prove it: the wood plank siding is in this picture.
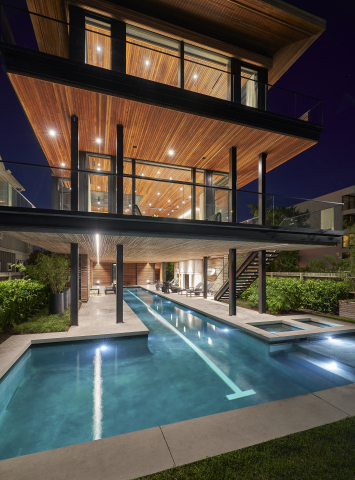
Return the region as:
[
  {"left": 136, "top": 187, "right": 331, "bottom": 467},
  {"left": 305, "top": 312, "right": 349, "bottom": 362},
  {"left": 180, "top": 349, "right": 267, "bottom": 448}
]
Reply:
[
  {"left": 123, "top": 263, "right": 137, "bottom": 285},
  {"left": 137, "top": 263, "right": 155, "bottom": 285},
  {"left": 92, "top": 261, "right": 112, "bottom": 285}
]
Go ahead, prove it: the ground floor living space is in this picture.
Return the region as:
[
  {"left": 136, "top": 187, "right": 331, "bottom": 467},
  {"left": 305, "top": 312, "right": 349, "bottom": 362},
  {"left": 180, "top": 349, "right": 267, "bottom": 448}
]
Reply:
[{"left": 0, "top": 286, "right": 355, "bottom": 480}]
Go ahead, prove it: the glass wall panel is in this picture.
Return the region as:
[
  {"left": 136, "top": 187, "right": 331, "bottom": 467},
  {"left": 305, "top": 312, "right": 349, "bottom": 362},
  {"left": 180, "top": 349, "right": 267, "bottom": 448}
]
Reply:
[
  {"left": 213, "top": 172, "right": 228, "bottom": 187},
  {"left": 134, "top": 178, "right": 191, "bottom": 219},
  {"left": 136, "top": 161, "right": 191, "bottom": 182},
  {"left": 126, "top": 25, "right": 180, "bottom": 87},
  {"left": 184, "top": 44, "right": 230, "bottom": 100},
  {"left": 85, "top": 18, "right": 111, "bottom": 70},
  {"left": 215, "top": 189, "right": 229, "bottom": 221},
  {"left": 123, "top": 177, "right": 132, "bottom": 214},
  {"left": 241, "top": 66, "right": 258, "bottom": 108},
  {"left": 196, "top": 169, "right": 205, "bottom": 184}
]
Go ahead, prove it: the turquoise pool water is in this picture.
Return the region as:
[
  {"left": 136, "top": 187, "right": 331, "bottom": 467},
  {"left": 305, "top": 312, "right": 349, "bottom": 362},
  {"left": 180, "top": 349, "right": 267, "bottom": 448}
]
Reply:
[
  {"left": 254, "top": 323, "right": 304, "bottom": 333},
  {"left": 0, "top": 287, "right": 354, "bottom": 461}
]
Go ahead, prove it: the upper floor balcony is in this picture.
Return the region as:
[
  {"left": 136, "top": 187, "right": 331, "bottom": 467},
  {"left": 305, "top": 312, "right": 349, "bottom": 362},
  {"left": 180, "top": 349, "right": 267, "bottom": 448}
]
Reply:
[{"left": 0, "top": 3, "right": 323, "bottom": 131}]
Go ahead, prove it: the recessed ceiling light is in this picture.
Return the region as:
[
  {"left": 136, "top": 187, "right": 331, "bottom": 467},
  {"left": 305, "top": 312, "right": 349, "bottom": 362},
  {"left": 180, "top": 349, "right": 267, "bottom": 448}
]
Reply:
[
  {"left": 97, "top": 168, "right": 101, "bottom": 171},
  {"left": 168, "top": 213, "right": 170, "bottom": 215},
  {"left": 158, "top": 171, "right": 160, "bottom": 174},
  {"left": 180, "top": 187, "right": 183, "bottom": 191},
  {"left": 96, "top": 138, "right": 101, "bottom": 144},
  {"left": 145, "top": 60, "right": 150, "bottom": 66},
  {"left": 168, "top": 150, "right": 174, "bottom": 156},
  {"left": 49, "top": 129, "right": 56, "bottom": 137},
  {"left": 141, "top": 173, "right": 145, "bottom": 176},
  {"left": 168, "top": 199, "right": 170, "bottom": 202},
  {"left": 98, "top": 207, "right": 100, "bottom": 210},
  {"left": 183, "top": 201, "right": 185, "bottom": 203},
  {"left": 177, "top": 206, "right": 179, "bottom": 208},
  {"left": 143, "top": 211, "right": 145, "bottom": 213},
  {"left": 98, "top": 186, "right": 100, "bottom": 189},
  {"left": 97, "top": 46, "right": 101, "bottom": 52},
  {"left": 98, "top": 163, "right": 100, "bottom": 166},
  {"left": 157, "top": 192, "right": 160, "bottom": 195},
  {"left": 129, "top": 204, "right": 131, "bottom": 207},
  {"left": 189, "top": 196, "right": 191, "bottom": 198},
  {"left": 61, "top": 163, "right": 65, "bottom": 167},
  {"left": 159, "top": 208, "right": 161, "bottom": 211},
  {"left": 193, "top": 74, "right": 198, "bottom": 79},
  {"left": 149, "top": 203, "right": 151, "bottom": 206}
]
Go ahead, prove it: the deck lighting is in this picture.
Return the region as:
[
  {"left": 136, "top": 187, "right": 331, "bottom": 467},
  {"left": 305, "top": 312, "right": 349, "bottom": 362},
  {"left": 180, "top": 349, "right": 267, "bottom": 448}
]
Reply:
[
  {"left": 97, "top": 46, "right": 101, "bottom": 52},
  {"left": 145, "top": 60, "right": 150, "bottom": 66},
  {"left": 49, "top": 129, "right": 56, "bottom": 137},
  {"left": 193, "top": 74, "right": 198, "bottom": 79},
  {"left": 168, "top": 150, "right": 174, "bottom": 156},
  {"left": 96, "top": 234, "right": 100, "bottom": 264}
]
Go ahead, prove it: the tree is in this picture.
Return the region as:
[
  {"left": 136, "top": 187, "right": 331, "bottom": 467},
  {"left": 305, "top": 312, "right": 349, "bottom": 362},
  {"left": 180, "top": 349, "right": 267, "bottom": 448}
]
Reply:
[
  {"left": 267, "top": 251, "right": 301, "bottom": 272},
  {"left": 25, "top": 254, "right": 71, "bottom": 294},
  {"left": 247, "top": 197, "right": 309, "bottom": 227}
]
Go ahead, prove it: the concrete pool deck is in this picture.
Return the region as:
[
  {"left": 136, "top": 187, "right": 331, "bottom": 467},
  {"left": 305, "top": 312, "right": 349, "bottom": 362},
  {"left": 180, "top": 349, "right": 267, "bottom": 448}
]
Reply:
[
  {"left": 1, "top": 287, "right": 355, "bottom": 479},
  {"left": 143, "top": 285, "right": 355, "bottom": 342}
]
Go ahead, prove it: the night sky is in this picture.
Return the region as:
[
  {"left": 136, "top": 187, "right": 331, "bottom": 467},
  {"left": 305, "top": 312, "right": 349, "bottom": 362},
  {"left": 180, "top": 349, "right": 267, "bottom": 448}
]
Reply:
[{"left": 0, "top": 0, "right": 354, "bottom": 209}]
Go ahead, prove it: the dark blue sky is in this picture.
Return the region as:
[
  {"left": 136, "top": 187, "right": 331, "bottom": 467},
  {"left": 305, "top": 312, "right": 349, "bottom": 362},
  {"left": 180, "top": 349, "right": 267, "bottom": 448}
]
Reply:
[{"left": 0, "top": 0, "right": 354, "bottom": 207}]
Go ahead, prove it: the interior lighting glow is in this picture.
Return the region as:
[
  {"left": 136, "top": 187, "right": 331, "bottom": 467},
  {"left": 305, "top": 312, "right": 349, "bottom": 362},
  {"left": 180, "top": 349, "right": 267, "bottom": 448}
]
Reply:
[
  {"left": 97, "top": 46, "right": 101, "bottom": 52},
  {"left": 61, "top": 163, "right": 65, "bottom": 167},
  {"left": 149, "top": 203, "right": 151, "bottom": 206},
  {"left": 159, "top": 208, "right": 161, "bottom": 211},
  {"left": 168, "top": 200, "right": 171, "bottom": 202},
  {"left": 96, "top": 138, "right": 102, "bottom": 144},
  {"left": 193, "top": 74, "right": 198, "bottom": 79},
  {"left": 98, "top": 163, "right": 100, "bottom": 166},
  {"left": 157, "top": 192, "right": 160, "bottom": 195},
  {"left": 97, "top": 186, "right": 100, "bottom": 189},
  {"left": 158, "top": 171, "right": 161, "bottom": 174},
  {"left": 129, "top": 204, "right": 131, "bottom": 206},
  {"left": 49, "top": 129, "right": 56, "bottom": 137},
  {"left": 168, "top": 150, "right": 174, "bottom": 156},
  {"left": 145, "top": 60, "right": 150, "bottom": 66},
  {"left": 180, "top": 187, "right": 183, "bottom": 191},
  {"left": 96, "top": 234, "right": 100, "bottom": 264}
]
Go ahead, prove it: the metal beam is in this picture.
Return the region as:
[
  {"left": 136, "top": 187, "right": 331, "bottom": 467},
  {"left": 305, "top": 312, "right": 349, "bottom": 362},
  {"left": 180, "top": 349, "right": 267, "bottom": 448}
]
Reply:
[
  {"left": 116, "top": 244, "right": 123, "bottom": 323},
  {"left": 192, "top": 168, "right": 196, "bottom": 220},
  {"left": 71, "top": 115, "right": 79, "bottom": 212},
  {"left": 229, "top": 248, "right": 236, "bottom": 316},
  {"left": 203, "top": 256, "right": 208, "bottom": 298},
  {"left": 229, "top": 58, "right": 241, "bottom": 103},
  {"left": 111, "top": 20, "right": 126, "bottom": 74},
  {"left": 258, "top": 249, "right": 266, "bottom": 314},
  {"left": 179, "top": 41, "right": 184, "bottom": 89},
  {"left": 70, "top": 243, "right": 79, "bottom": 326},
  {"left": 116, "top": 125, "right": 124, "bottom": 215},
  {"left": 229, "top": 147, "right": 237, "bottom": 223}
]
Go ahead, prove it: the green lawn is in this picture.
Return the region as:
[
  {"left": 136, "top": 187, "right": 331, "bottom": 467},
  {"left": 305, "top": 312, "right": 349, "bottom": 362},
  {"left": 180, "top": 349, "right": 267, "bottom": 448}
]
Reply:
[
  {"left": 13, "top": 307, "right": 71, "bottom": 334},
  {"left": 138, "top": 416, "right": 355, "bottom": 480}
]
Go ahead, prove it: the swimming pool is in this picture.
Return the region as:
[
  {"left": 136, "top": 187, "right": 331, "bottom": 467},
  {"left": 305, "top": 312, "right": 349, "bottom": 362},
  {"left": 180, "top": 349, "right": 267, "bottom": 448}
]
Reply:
[{"left": 0, "top": 287, "right": 354, "bottom": 461}]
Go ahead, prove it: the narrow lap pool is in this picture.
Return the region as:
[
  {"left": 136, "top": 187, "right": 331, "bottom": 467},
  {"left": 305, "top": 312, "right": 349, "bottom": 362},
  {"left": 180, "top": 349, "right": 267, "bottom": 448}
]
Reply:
[{"left": 1, "top": 287, "right": 354, "bottom": 461}]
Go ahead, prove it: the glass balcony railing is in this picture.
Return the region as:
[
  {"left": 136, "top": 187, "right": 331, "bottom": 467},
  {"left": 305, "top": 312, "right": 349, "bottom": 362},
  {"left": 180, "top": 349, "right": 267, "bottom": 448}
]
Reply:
[
  {"left": 0, "top": 3, "right": 323, "bottom": 125},
  {"left": 0, "top": 160, "right": 343, "bottom": 232}
]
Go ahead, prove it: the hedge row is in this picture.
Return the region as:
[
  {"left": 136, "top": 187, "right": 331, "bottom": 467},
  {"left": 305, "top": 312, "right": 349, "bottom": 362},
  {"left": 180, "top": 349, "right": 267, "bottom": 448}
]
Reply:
[
  {"left": 239, "top": 278, "right": 349, "bottom": 315},
  {"left": 0, "top": 279, "right": 48, "bottom": 330}
]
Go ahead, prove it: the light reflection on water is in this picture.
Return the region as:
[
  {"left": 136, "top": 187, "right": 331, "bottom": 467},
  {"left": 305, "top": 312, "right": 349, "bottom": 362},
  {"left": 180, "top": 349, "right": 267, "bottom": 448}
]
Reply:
[{"left": 93, "top": 348, "right": 103, "bottom": 440}]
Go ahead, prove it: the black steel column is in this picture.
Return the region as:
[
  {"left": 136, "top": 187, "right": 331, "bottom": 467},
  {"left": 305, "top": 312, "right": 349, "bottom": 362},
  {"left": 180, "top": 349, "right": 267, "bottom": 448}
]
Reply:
[
  {"left": 179, "top": 41, "right": 184, "bottom": 89},
  {"left": 192, "top": 168, "right": 196, "bottom": 220},
  {"left": 116, "top": 125, "right": 124, "bottom": 215},
  {"left": 229, "top": 58, "right": 241, "bottom": 103},
  {"left": 203, "top": 256, "right": 208, "bottom": 299},
  {"left": 51, "top": 175, "right": 59, "bottom": 210},
  {"left": 205, "top": 170, "right": 214, "bottom": 219},
  {"left": 258, "top": 152, "right": 267, "bottom": 225},
  {"left": 259, "top": 250, "right": 266, "bottom": 314},
  {"left": 70, "top": 243, "right": 79, "bottom": 326},
  {"left": 69, "top": 6, "right": 85, "bottom": 63},
  {"left": 132, "top": 159, "right": 136, "bottom": 213},
  {"left": 229, "top": 248, "right": 236, "bottom": 316},
  {"left": 116, "top": 244, "right": 123, "bottom": 323},
  {"left": 229, "top": 147, "right": 237, "bottom": 223},
  {"left": 71, "top": 115, "right": 79, "bottom": 212},
  {"left": 111, "top": 20, "right": 126, "bottom": 73}
]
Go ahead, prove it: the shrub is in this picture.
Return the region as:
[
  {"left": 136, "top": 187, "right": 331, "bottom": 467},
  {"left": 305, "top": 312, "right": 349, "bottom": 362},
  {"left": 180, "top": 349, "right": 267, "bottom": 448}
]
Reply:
[
  {"left": 13, "top": 307, "right": 70, "bottom": 334},
  {"left": 239, "top": 278, "right": 350, "bottom": 315},
  {"left": 0, "top": 279, "right": 48, "bottom": 330},
  {"left": 26, "top": 254, "right": 70, "bottom": 294}
]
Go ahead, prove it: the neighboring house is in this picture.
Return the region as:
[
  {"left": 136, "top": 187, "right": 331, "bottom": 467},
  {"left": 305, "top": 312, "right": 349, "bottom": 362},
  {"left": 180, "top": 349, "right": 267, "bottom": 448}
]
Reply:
[
  {"left": 297, "top": 186, "right": 355, "bottom": 267},
  {"left": 0, "top": 0, "right": 342, "bottom": 321},
  {"left": 0, "top": 158, "right": 34, "bottom": 279}
]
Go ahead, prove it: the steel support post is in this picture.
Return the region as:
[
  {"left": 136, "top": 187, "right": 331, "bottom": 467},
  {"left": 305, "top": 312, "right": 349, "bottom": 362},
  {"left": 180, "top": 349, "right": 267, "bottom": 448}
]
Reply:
[
  {"left": 229, "top": 248, "right": 236, "bottom": 316},
  {"left": 116, "top": 244, "right": 123, "bottom": 323}
]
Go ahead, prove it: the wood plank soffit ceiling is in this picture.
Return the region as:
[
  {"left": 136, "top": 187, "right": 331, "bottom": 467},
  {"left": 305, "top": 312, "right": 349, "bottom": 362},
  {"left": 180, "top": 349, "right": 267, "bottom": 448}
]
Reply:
[{"left": 8, "top": 73, "right": 316, "bottom": 189}]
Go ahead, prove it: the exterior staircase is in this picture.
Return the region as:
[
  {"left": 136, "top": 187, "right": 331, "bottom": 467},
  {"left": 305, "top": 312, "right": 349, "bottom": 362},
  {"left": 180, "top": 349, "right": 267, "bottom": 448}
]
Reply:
[{"left": 214, "top": 250, "right": 279, "bottom": 302}]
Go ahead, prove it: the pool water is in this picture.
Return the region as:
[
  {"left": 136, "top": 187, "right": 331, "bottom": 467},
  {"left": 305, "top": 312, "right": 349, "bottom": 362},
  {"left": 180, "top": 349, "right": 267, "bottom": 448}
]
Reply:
[
  {"left": 0, "top": 287, "right": 354, "bottom": 461},
  {"left": 255, "top": 323, "right": 303, "bottom": 333},
  {"left": 300, "top": 320, "right": 339, "bottom": 328}
]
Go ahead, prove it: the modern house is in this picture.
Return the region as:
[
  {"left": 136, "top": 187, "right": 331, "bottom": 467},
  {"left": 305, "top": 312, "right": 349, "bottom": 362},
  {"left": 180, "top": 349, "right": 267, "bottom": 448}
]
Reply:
[{"left": 0, "top": 0, "right": 343, "bottom": 322}]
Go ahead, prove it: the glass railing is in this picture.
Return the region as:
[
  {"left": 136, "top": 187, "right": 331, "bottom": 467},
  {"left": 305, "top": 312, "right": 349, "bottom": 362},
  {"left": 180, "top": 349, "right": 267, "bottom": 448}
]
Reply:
[
  {"left": 0, "top": 3, "right": 323, "bottom": 124},
  {"left": 0, "top": 161, "right": 344, "bottom": 232}
]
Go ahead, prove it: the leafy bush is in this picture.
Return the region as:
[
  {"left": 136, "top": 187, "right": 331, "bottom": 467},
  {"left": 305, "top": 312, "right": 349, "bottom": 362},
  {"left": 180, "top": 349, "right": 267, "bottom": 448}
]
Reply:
[
  {"left": 26, "top": 254, "right": 70, "bottom": 294},
  {"left": 239, "top": 278, "right": 350, "bottom": 315},
  {"left": 13, "top": 307, "right": 70, "bottom": 334},
  {"left": 0, "top": 279, "right": 48, "bottom": 330}
]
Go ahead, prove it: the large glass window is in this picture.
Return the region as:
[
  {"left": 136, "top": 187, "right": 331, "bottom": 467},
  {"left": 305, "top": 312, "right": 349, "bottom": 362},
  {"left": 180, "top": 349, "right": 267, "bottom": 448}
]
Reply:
[
  {"left": 342, "top": 195, "right": 355, "bottom": 211},
  {"left": 87, "top": 155, "right": 111, "bottom": 213},
  {"left": 126, "top": 25, "right": 180, "bottom": 87},
  {"left": 85, "top": 17, "right": 111, "bottom": 70},
  {"left": 184, "top": 44, "right": 230, "bottom": 100},
  {"left": 241, "top": 66, "right": 258, "bottom": 108}
]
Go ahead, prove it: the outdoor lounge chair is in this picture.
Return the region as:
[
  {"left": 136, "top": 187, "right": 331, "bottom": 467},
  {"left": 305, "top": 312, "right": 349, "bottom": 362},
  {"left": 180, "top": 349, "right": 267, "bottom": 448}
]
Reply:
[
  {"left": 133, "top": 204, "right": 142, "bottom": 216},
  {"left": 208, "top": 212, "right": 222, "bottom": 222},
  {"left": 105, "top": 284, "right": 116, "bottom": 294}
]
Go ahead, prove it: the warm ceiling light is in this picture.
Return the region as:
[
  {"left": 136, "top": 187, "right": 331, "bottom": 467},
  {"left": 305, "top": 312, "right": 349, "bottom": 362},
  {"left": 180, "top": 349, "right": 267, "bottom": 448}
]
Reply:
[
  {"left": 158, "top": 171, "right": 161, "bottom": 174},
  {"left": 129, "top": 204, "right": 131, "bottom": 206},
  {"left": 149, "top": 203, "right": 151, "bottom": 206},
  {"left": 180, "top": 187, "right": 183, "bottom": 191},
  {"left": 157, "top": 192, "right": 160, "bottom": 195},
  {"left": 141, "top": 173, "right": 145, "bottom": 176},
  {"left": 145, "top": 60, "right": 150, "bottom": 66},
  {"left": 97, "top": 186, "right": 100, "bottom": 189},
  {"left": 167, "top": 213, "right": 170, "bottom": 216},
  {"left": 176, "top": 206, "right": 179, "bottom": 208},
  {"left": 61, "top": 163, "right": 65, "bottom": 167},
  {"left": 189, "top": 196, "right": 191, "bottom": 198},
  {"left": 49, "top": 129, "right": 56, "bottom": 137},
  {"left": 97, "top": 46, "right": 101, "bottom": 52},
  {"left": 168, "top": 150, "right": 174, "bottom": 156},
  {"left": 98, "top": 163, "right": 100, "bottom": 166},
  {"left": 159, "top": 208, "right": 161, "bottom": 211},
  {"left": 97, "top": 168, "right": 101, "bottom": 171},
  {"left": 168, "top": 199, "right": 170, "bottom": 202},
  {"left": 143, "top": 211, "right": 145, "bottom": 213},
  {"left": 96, "top": 138, "right": 101, "bottom": 144},
  {"left": 183, "top": 201, "right": 185, "bottom": 203},
  {"left": 193, "top": 74, "right": 198, "bottom": 79}
]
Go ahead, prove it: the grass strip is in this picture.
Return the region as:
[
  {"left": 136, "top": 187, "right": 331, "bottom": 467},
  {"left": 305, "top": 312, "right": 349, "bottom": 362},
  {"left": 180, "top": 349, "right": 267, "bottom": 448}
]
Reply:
[
  {"left": 13, "top": 307, "right": 71, "bottom": 334},
  {"left": 138, "top": 416, "right": 355, "bottom": 480}
]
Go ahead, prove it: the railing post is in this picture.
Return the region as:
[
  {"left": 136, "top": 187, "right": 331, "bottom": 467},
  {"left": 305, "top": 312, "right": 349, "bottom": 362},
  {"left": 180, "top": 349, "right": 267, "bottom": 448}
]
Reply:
[
  {"left": 71, "top": 115, "right": 79, "bottom": 212},
  {"left": 116, "top": 125, "right": 123, "bottom": 215},
  {"left": 179, "top": 41, "right": 184, "bottom": 89},
  {"left": 192, "top": 168, "right": 196, "bottom": 220},
  {"left": 229, "top": 147, "right": 237, "bottom": 222},
  {"left": 229, "top": 248, "right": 236, "bottom": 316},
  {"left": 116, "top": 244, "right": 123, "bottom": 323}
]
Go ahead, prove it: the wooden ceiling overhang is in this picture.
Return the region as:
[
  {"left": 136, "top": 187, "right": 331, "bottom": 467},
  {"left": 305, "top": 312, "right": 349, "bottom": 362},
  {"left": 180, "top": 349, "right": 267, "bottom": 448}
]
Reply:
[
  {"left": 26, "top": 0, "right": 325, "bottom": 84},
  {"left": 8, "top": 73, "right": 316, "bottom": 188},
  {"left": 6, "top": 231, "right": 331, "bottom": 263}
]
